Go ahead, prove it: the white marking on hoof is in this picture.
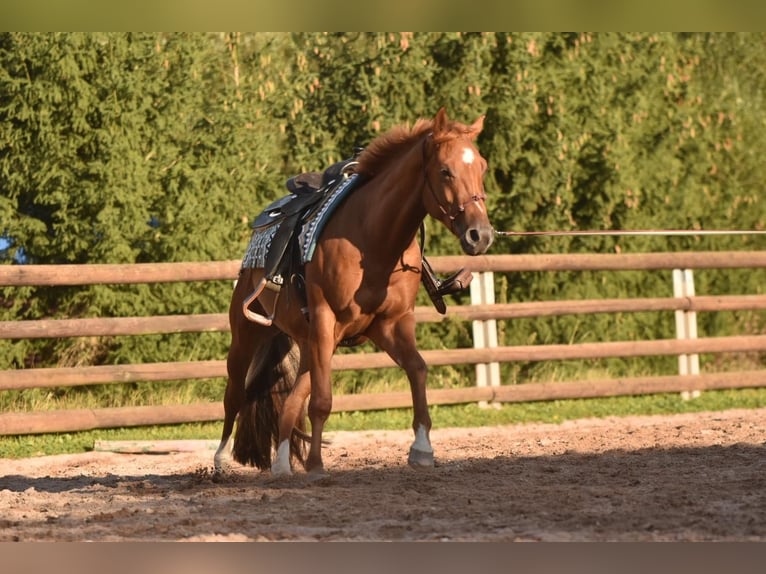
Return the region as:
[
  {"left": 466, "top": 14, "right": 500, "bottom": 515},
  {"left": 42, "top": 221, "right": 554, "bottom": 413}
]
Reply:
[
  {"left": 412, "top": 424, "right": 433, "bottom": 453},
  {"left": 213, "top": 438, "right": 230, "bottom": 474},
  {"left": 408, "top": 424, "right": 434, "bottom": 468},
  {"left": 271, "top": 439, "right": 293, "bottom": 477}
]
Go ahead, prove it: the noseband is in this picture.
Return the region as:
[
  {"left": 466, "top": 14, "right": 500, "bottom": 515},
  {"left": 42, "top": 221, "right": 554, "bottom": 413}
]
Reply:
[{"left": 422, "top": 137, "right": 486, "bottom": 225}]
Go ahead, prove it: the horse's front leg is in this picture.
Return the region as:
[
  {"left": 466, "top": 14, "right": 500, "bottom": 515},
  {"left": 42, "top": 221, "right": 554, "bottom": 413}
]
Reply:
[
  {"left": 404, "top": 349, "right": 434, "bottom": 468},
  {"left": 371, "top": 313, "right": 434, "bottom": 468},
  {"left": 304, "top": 311, "right": 336, "bottom": 475},
  {"left": 272, "top": 360, "right": 311, "bottom": 477}
]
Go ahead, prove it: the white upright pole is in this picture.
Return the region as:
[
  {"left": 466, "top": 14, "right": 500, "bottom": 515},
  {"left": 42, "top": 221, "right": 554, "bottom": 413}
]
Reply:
[
  {"left": 674, "top": 269, "right": 700, "bottom": 400},
  {"left": 471, "top": 271, "right": 500, "bottom": 408}
]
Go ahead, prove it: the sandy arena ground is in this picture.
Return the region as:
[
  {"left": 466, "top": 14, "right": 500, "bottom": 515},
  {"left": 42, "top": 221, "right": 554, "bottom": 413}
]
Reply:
[{"left": 2, "top": 407, "right": 765, "bottom": 541}]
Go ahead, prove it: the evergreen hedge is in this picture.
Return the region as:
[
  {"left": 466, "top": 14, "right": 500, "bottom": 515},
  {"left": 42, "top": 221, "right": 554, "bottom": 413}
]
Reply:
[{"left": 1, "top": 33, "right": 764, "bottom": 398}]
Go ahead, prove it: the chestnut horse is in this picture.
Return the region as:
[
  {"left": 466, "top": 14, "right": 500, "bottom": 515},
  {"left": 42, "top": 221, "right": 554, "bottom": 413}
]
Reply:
[{"left": 214, "top": 108, "right": 494, "bottom": 476}]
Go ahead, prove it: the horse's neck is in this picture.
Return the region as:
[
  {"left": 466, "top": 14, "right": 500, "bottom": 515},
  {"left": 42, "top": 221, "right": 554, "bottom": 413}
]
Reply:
[{"left": 354, "top": 144, "right": 427, "bottom": 260}]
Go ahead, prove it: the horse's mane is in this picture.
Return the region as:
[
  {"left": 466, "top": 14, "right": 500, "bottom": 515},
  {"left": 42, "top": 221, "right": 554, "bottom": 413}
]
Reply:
[
  {"left": 355, "top": 118, "right": 433, "bottom": 177},
  {"left": 356, "top": 115, "right": 478, "bottom": 178}
]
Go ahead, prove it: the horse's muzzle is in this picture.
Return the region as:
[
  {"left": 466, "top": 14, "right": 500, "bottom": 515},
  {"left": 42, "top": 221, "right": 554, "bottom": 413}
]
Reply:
[{"left": 459, "top": 223, "right": 494, "bottom": 255}]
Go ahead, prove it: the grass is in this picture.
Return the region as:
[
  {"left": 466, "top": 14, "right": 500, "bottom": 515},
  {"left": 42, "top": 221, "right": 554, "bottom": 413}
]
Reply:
[{"left": 3, "top": 387, "right": 766, "bottom": 459}]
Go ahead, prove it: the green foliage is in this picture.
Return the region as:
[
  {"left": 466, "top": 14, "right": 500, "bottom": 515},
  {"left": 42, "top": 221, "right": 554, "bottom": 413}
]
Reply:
[
  {"left": 1, "top": 33, "right": 765, "bottom": 412},
  {"left": 0, "top": 33, "right": 279, "bottom": 370}
]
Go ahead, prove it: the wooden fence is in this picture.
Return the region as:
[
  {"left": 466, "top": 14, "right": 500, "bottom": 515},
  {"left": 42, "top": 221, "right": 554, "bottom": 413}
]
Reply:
[{"left": 1, "top": 251, "right": 766, "bottom": 435}]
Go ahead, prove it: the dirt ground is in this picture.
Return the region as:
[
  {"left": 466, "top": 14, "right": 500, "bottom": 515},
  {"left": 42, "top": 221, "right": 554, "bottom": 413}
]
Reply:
[{"left": 1, "top": 407, "right": 765, "bottom": 542}]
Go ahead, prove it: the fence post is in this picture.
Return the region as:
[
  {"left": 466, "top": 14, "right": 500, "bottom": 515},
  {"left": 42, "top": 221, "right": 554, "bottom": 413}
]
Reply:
[
  {"left": 673, "top": 268, "right": 701, "bottom": 400},
  {"left": 470, "top": 271, "right": 501, "bottom": 408}
]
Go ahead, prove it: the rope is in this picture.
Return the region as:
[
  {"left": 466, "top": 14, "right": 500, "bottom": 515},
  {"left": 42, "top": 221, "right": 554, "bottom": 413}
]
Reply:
[{"left": 494, "top": 229, "right": 766, "bottom": 238}]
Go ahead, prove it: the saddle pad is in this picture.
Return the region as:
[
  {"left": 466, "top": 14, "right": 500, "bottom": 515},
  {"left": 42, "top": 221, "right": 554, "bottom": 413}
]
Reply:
[
  {"left": 241, "top": 174, "right": 359, "bottom": 270},
  {"left": 300, "top": 173, "right": 358, "bottom": 262}
]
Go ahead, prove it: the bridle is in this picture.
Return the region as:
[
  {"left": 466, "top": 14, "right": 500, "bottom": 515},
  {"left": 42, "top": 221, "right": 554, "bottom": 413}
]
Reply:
[{"left": 422, "top": 136, "right": 486, "bottom": 227}]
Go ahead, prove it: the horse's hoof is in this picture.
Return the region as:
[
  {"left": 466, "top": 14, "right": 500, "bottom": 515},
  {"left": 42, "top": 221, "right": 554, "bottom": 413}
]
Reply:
[
  {"left": 271, "top": 466, "right": 293, "bottom": 478},
  {"left": 307, "top": 467, "right": 329, "bottom": 482},
  {"left": 212, "top": 459, "right": 230, "bottom": 477},
  {"left": 408, "top": 446, "right": 435, "bottom": 469}
]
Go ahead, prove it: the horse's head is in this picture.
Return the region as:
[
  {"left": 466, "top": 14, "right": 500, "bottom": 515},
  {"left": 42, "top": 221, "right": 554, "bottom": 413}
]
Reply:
[{"left": 422, "top": 108, "right": 494, "bottom": 255}]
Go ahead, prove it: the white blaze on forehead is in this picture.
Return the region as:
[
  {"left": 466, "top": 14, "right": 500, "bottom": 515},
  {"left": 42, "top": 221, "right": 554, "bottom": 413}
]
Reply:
[{"left": 462, "top": 147, "right": 475, "bottom": 164}]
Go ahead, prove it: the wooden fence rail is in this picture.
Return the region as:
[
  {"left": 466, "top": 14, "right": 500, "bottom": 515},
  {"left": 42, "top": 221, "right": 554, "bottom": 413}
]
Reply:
[
  {"left": 3, "top": 295, "right": 766, "bottom": 340},
  {"left": 2, "top": 334, "right": 766, "bottom": 392},
  {"left": 3, "top": 251, "right": 766, "bottom": 286},
  {"left": 1, "top": 251, "right": 765, "bottom": 435}
]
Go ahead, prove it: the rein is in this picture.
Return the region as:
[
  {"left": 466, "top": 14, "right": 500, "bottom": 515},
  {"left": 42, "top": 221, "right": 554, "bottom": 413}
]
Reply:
[
  {"left": 421, "top": 137, "right": 486, "bottom": 224},
  {"left": 417, "top": 133, "right": 763, "bottom": 241},
  {"left": 494, "top": 229, "right": 766, "bottom": 238}
]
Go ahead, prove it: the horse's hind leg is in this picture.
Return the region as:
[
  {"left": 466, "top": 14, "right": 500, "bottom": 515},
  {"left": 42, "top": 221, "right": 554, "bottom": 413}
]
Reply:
[
  {"left": 214, "top": 271, "right": 271, "bottom": 473},
  {"left": 213, "top": 322, "right": 257, "bottom": 473},
  {"left": 214, "top": 373, "right": 243, "bottom": 473}
]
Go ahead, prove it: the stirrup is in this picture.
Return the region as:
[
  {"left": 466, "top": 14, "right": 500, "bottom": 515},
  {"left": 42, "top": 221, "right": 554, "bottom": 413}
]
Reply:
[
  {"left": 435, "top": 268, "right": 473, "bottom": 296},
  {"left": 421, "top": 257, "right": 473, "bottom": 315},
  {"left": 242, "top": 278, "right": 273, "bottom": 326}
]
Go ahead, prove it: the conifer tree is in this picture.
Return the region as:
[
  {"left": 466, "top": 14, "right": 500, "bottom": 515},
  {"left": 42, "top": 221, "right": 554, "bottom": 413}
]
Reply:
[{"left": 1, "top": 32, "right": 764, "bottom": 392}]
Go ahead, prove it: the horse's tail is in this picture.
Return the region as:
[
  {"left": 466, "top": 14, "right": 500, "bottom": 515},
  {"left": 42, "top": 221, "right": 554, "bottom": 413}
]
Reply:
[{"left": 231, "top": 332, "right": 307, "bottom": 470}]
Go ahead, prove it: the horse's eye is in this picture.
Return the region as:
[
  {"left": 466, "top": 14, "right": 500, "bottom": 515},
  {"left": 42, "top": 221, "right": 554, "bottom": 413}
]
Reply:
[{"left": 440, "top": 167, "right": 453, "bottom": 179}]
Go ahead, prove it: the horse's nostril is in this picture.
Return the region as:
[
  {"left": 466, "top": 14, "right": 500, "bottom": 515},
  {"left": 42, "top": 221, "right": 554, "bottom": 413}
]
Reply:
[{"left": 468, "top": 228, "right": 481, "bottom": 244}]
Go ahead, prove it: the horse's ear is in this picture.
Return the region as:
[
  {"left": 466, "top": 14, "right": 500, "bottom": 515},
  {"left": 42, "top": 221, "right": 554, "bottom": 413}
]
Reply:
[
  {"left": 433, "top": 107, "right": 448, "bottom": 134},
  {"left": 467, "top": 114, "right": 485, "bottom": 140}
]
